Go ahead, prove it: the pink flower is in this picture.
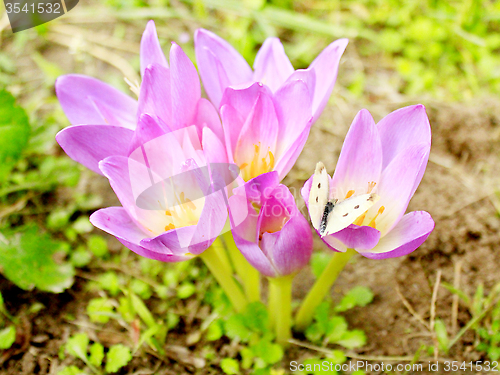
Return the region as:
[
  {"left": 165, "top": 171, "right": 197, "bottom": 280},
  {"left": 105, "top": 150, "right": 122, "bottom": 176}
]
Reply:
[
  {"left": 90, "top": 126, "right": 229, "bottom": 262},
  {"left": 229, "top": 172, "right": 313, "bottom": 277},
  {"left": 56, "top": 21, "right": 224, "bottom": 175},
  {"left": 301, "top": 105, "right": 435, "bottom": 259},
  {"left": 195, "top": 29, "right": 348, "bottom": 122},
  {"left": 219, "top": 82, "right": 313, "bottom": 182}
]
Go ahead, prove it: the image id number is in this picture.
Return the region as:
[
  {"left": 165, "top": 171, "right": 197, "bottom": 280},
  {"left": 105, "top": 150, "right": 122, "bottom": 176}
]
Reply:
[{"left": 6, "top": 2, "right": 62, "bottom": 13}]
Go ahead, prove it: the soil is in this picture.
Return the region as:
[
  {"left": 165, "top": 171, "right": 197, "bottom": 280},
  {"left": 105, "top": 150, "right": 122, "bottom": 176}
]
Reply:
[{"left": 2, "top": 8, "right": 500, "bottom": 375}]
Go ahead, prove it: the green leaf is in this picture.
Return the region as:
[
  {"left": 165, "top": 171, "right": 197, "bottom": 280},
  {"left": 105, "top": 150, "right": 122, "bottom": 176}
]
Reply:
[
  {"left": 305, "top": 323, "right": 324, "bottom": 344},
  {"left": 177, "top": 282, "right": 196, "bottom": 299},
  {"left": 98, "top": 272, "right": 121, "bottom": 296},
  {"left": 335, "top": 329, "right": 366, "bottom": 349},
  {"left": 327, "top": 350, "right": 346, "bottom": 364},
  {"left": 87, "top": 298, "right": 114, "bottom": 324},
  {"left": 0, "top": 326, "right": 16, "bottom": 349},
  {"left": 488, "top": 346, "right": 500, "bottom": 361},
  {"left": 334, "top": 286, "right": 374, "bottom": 312},
  {"left": 105, "top": 344, "right": 132, "bottom": 373},
  {"left": 206, "top": 320, "right": 224, "bottom": 341},
  {"left": 243, "top": 302, "right": 268, "bottom": 332},
  {"left": 434, "top": 319, "right": 449, "bottom": 353},
  {"left": 72, "top": 216, "right": 93, "bottom": 234},
  {"left": 57, "top": 366, "right": 88, "bottom": 375},
  {"left": 220, "top": 358, "right": 239, "bottom": 374},
  {"left": 314, "top": 301, "right": 331, "bottom": 333},
  {"left": 70, "top": 247, "right": 92, "bottom": 268},
  {"left": 87, "top": 236, "right": 108, "bottom": 258},
  {"left": 0, "top": 225, "right": 74, "bottom": 293},
  {"left": 240, "top": 347, "right": 254, "bottom": 369},
  {"left": 66, "top": 333, "right": 89, "bottom": 361},
  {"left": 225, "top": 314, "right": 252, "bottom": 342},
  {"left": 251, "top": 339, "right": 284, "bottom": 365},
  {"left": 311, "top": 252, "right": 332, "bottom": 279},
  {"left": 327, "top": 316, "right": 348, "bottom": 342},
  {"left": 130, "top": 279, "right": 152, "bottom": 300},
  {"left": 0, "top": 89, "right": 30, "bottom": 182},
  {"left": 89, "top": 343, "right": 104, "bottom": 367},
  {"left": 130, "top": 292, "right": 156, "bottom": 328}
]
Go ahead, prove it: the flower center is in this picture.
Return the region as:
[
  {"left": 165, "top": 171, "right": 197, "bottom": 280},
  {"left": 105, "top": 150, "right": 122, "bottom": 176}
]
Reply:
[
  {"left": 238, "top": 142, "right": 275, "bottom": 181},
  {"left": 346, "top": 182, "right": 384, "bottom": 229},
  {"left": 163, "top": 192, "right": 202, "bottom": 232}
]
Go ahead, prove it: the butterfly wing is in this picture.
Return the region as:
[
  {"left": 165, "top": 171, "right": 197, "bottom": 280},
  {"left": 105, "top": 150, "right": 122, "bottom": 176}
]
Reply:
[
  {"left": 322, "top": 193, "right": 380, "bottom": 236},
  {"left": 308, "top": 162, "right": 330, "bottom": 231}
]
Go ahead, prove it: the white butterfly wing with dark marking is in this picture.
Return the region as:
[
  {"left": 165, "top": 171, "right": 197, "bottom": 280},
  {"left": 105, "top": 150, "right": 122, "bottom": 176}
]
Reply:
[
  {"left": 308, "top": 162, "right": 330, "bottom": 231},
  {"left": 322, "top": 193, "right": 380, "bottom": 236}
]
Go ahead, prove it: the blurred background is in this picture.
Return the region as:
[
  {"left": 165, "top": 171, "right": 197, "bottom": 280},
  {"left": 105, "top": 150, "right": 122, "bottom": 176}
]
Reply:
[{"left": 1, "top": 1, "right": 500, "bottom": 374}]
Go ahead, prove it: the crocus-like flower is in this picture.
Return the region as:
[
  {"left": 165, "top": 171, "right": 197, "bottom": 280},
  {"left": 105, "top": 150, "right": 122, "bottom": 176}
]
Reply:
[
  {"left": 229, "top": 171, "right": 313, "bottom": 277},
  {"left": 220, "top": 82, "right": 313, "bottom": 181},
  {"left": 301, "top": 105, "right": 435, "bottom": 259},
  {"left": 89, "top": 126, "right": 229, "bottom": 262},
  {"left": 56, "top": 21, "right": 224, "bottom": 175},
  {"left": 195, "top": 29, "right": 348, "bottom": 122}
]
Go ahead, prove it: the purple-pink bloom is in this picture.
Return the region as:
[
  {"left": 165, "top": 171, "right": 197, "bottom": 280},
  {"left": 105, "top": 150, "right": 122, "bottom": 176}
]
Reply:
[
  {"left": 194, "top": 29, "right": 348, "bottom": 122},
  {"left": 90, "top": 126, "right": 229, "bottom": 262},
  {"left": 220, "top": 81, "right": 313, "bottom": 181},
  {"left": 56, "top": 20, "right": 224, "bottom": 175},
  {"left": 229, "top": 171, "right": 313, "bottom": 277},
  {"left": 301, "top": 105, "right": 435, "bottom": 259}
]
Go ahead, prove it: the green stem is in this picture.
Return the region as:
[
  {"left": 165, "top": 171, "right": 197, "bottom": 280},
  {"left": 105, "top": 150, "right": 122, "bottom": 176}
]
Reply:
[
  {"left": 211, "top": 236, "right": 233, "bottom": 276},
  {"left": 295, "top": 249, "right": 356, "bottom": 331},
  {"left": 223, "top": 231, "right": 261, "bottom": 302},
  {"left": 268, "top": 274, "right": 294, "bottom": 345},
  {"left": 200, "top": 245, "right": 248, "bottom": 313}
]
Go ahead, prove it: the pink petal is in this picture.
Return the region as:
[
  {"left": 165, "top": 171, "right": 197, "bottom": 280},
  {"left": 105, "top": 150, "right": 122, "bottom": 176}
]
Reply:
[
  {"left": 365, "top": 144, "right": 430, "bottom": 236},
  {"left": 377, "top": 105, "right": 431, "bottom": 169},
  {"left": 202, "top": 127, "right": 228, "bottom": 164},
  {"left": 170, "top": 43, "right": 201, "bottom": 130},
  {"left": 56, "top": 125, "right": 134, "bottom": 175},
  {"left": 233, "top": 91, "right": 279, "bottom": 173},
  {"left": 253, "top": 37, "right": 294, "bottom": 93},
  {"left": 231, "top": 233, "right": 277, "bottom": 277},
  {"left": 359, "top": 211, "right": 434, "bottom": 259},
  {"left": 194, "top": 98, "right": 224, "bottom": 141},
  {"left": 187, "top": 188, "right": 228, "bottom": 255},
  {"left": 273, "top": 127, "right": 311, "bottom": 181},
  {"left": 263, "top": 214, "right": 313, "bottom": 276},
  {"left": 195, "top": 29, "right": 253, "bottom": 108},
  {"left": 330, "top": 109, "right": 383, "bottom": 200},
  {"left": 128, "top": 114, "right": 169, "bottom": 156},
  {"left": 273, "top": 79, "right": 312, "bottom": 158},
  {"left": 99, "top": 155, "right": 170, "bottom": 235},
  {"left": 322, "top": 224, "right": 381, "bottom": 252},
  {"left": 140, "top": 20, "right": 169, "bottom": 77},
  {"left": 232, "top": 171, "right": 280, "bottom": 206},
  {"left": 56, "top": 75, "right": 137, "bottom": 129},
  {"left": 377, "top": 105, "right": 431, "bottom": 198},
  {"left": 138, "top": 64, "right": 172, "bottom": 127},
  {"left": 308, "top": 39, "right": 348, "bottom": 121},
  {"left": 90, "top": 207, "right": 190, "bottom": 262},
  {"left": 220, "top": 83, "right": 272, "bottom": 160}
]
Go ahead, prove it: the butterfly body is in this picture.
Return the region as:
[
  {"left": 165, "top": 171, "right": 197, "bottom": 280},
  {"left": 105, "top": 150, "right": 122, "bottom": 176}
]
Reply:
[{"left": 308, "top": 162, "right": 380, "bottom": 237}]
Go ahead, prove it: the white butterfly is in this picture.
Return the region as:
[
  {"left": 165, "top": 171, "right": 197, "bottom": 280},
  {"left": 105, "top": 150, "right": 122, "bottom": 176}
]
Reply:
[{"left": 308, "top": 161, "right": 380, "bottom": 237}]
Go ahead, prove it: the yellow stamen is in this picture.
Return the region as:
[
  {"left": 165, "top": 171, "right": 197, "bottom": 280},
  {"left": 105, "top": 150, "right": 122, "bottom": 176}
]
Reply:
[
  {"left": 367, "top": 181, "right": 377, "bottom": 193},
  {"left": 165, "top": 210, "right": 172, "bottom": 216},
  {"left": 345, "top": 190, "right": 355, "bottom": 199},
  {"left": 353, "top": 213, "right": 366, "bottom": 226},
  {"left": 165, "top": 223, "right": 175, "bottom": 231},
  {"left": 368, "top": 206, "right": 385, "bottom": 229},
  {"left": 238, "top": 142, "right": 275, "bottom": 181}
]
